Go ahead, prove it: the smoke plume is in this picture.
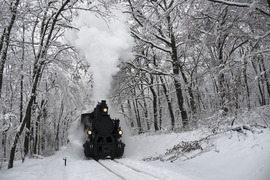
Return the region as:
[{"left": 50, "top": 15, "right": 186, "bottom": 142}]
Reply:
[{"left": 66, "top": 3, "right": 133, "bottom": 101}]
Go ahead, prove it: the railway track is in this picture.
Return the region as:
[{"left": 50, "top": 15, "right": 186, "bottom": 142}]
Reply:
[{"left": 97, "top": 159, "right": 162, "bottom": 180}]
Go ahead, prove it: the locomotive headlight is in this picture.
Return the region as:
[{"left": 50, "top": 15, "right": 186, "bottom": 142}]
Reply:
[
  {"left": 103, "top": 108, "right": 108, "bottom": 113},
  {"left": 87, "top": 130, "right": 92, "bottom": 135},
  {"left": 118, "top": 130, "right": 123, "bottom": 135}
]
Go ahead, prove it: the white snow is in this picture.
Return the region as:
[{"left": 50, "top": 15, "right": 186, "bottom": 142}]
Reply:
[
  {"left": 124, "top": 129, "right": 270, "bottom": 180},
  {"left": 1, "top": 128, "right": 270, "bottom": 180}
]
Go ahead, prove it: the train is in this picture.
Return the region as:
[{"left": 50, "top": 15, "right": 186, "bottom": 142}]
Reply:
[{"left": 81, "top": 100, "right": 125, "bottom": 160}]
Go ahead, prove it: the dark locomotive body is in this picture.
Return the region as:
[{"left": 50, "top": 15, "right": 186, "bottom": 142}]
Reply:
[{"left": 81, "top": 100, "right": 125, "bottom": 160}]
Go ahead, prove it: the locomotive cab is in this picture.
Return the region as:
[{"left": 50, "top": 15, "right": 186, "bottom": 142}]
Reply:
[{"left": 81, "top": 100, "right": 125, "bottom": 160}]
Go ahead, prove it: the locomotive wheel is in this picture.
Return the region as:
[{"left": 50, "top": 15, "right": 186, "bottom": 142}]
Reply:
[
  {"left": 110, "top": 155, "right": 115, "bottom": 160},
  {"left": 84, "top": 148, "right": 92, "bottom": 158},
  {"left": 83, "top": 142, "right": 94, "bottom": 159},
  {"left": 115, "top": 143, "right": 125, "bottom": 158}
]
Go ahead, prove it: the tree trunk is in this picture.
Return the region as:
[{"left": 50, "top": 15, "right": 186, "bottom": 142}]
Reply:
[
  {"left": 8, "top": 93, "right": 35, "bottom": 168},
  {"left": 23, "top": 116, "right": 31, "bottom": 158},
  {"left": 174, "top": 77, "right": 188, "bottom": 127},
  {"left": 251, "top": 59, "right": 266, "bottom": 106},
  {"left": 2, "top": 131, "right": 7, "bottom": 161},
  {"left": 20, "top": 21, "right": 25, "bottom": 123},
  {"left": 217, "top": 33, "right": 228, "bottom": 109},
  {"left": 132, "top": 98, "right": 142, "bottom": 133},
  {"left": 160, "top": 76, "right": 175, "bottom": 130},
  {"left": 179, "top": 63, "right": 196, "bottom": 114},
  {"left": 243, "top": 57, "right": 250, "bottom": 109},
  {"left": 171, "top": 46, "right": 188, "bottom": 126},
  {"left": 8, "top": 63, "right": 42, "bottom": 169},
  {"left": 258, "top": 62, "right": 266, "bottom": 105},
  {"left": 127, "top": 100, "right": 134, "bottom": 128},
  {"left": 149, "top": 74, "right": 159, "bottom": 131},
  {"left": 141, "top": 89, "right": 150, "bottom": 130},
  {"left": 167, "top": 12, "right": 189, "bottom": 127},
  {"left": 260, "top": 57, "right": 270, "bottom": 104},
  {"left": 0, "top": 0, "right": 20, "bottom": 97},
  {"left": 157, "top": 80, "right": 162, "bottom": 130},
  {"left": 55, "top": 100, "right": 64, "bottom": 151},
  {"left": 33, "top": 114, "right": 40, "bottom": 155}
]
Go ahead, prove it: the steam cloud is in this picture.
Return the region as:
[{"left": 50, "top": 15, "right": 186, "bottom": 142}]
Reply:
[{"left": 66, "top": 4, "right": 133, "bottom": 101}]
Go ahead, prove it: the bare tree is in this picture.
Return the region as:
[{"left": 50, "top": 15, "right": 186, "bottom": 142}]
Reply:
[
  {"left": 8, "top": 0, "right": 75, "bottom": 169},
  {"left": 127, "top": 0, "right": 190, "bottom": 127}
]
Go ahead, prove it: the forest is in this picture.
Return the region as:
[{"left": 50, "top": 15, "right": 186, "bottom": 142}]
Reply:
[{"left": 0, "top": 0, "right": 269, "bottom": 169}]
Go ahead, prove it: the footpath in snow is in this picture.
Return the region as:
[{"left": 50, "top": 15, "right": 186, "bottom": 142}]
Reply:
[{"left": 0, "top": 128, "right": 270, "bottom": 180}]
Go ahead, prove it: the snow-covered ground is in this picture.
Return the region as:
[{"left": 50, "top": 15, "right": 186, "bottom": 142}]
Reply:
[
  {"left": 1, "top": 128, "right": 270, "bottom": 180},
  {"left": 124, "top": 128, "right": 270, "bottom": 180}
]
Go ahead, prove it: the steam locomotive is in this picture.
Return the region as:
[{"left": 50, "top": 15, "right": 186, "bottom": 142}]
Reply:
[{"left": 81, "top": 100, "right": 125, "bottom": 160}]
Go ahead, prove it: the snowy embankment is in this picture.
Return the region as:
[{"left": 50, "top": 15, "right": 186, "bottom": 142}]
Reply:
[
  {"left": 0, "top": 128, "right": 270, "bottom": 180},
  {"left": 124, "top": 128, "right": 270, "bottom": 180}
]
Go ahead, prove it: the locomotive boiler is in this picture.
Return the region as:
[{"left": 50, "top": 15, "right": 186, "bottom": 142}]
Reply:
[{"left": 81, "top": 100, "right": 125, "bottom": 160}]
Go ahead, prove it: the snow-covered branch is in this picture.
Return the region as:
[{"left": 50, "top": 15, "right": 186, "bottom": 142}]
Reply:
[
  {"left": 131, "top": 31, "right": 171, "bottom": 53},
  {"left": 207, "top": 0, "right": 270, "bottom": 16},
  {"left": 126, "top": 62, "right": 171, "bottom": 76}
]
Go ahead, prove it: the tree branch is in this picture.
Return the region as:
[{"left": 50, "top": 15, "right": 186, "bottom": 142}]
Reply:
[
  {"left": 207, "top": 0, "right": 270, "bottom": 16},
  {"left": 131, "top": 31, "right": 171, "bottom": 53}
]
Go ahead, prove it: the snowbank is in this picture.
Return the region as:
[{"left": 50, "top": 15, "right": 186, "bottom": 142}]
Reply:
[{"left": 124, "top": 128, "right": 270, "bottom": 180}]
